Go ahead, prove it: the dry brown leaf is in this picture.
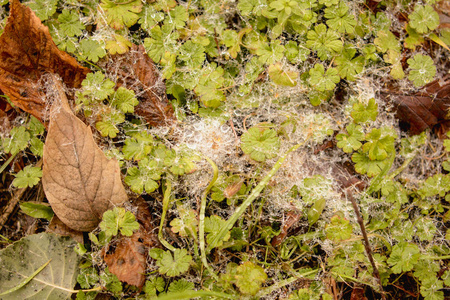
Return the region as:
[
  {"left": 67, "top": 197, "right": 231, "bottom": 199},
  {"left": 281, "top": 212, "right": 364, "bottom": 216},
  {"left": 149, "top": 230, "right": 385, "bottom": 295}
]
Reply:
[
  {"left": 0, "top": 0, "right": 89, "bottom": 122},
  {"left": 102, "top": 234, "right": 147, "bottom": 288},
  {"left": 42, "top": 76, "right": 127, "bottom": 232},
  {"left": 381, "top": 75, "right": 450, "bottom": 137},
  {"left": 105, "top": 45, "right": 176, "bottom": 127},
  {"left": 46, "top": 214, "right": 84, "bottom": 244}
]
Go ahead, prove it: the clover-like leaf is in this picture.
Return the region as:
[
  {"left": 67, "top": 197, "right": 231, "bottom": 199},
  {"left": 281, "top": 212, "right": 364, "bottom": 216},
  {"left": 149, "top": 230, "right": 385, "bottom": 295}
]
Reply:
[
  {"left": 12, "top": 165, "right": 42, "bottom": 188},
  {"left": 99, "top": 207, "right": 140, "bottom": 237},
  {"left": 409, "top": 5, "right": 439, "bottom": 34},
  {"left": 58, "top": 10, "right": 85, "bottom": 37},
  {"left": 100, "top": 0, "right": 142, "bottom": 30},
  {"left": 387, "top": 242, "right": 420, "bottom": 274},
  {"left": 2, "top": 126, "right": 30, "bottom": 155},
  {"left": 124, "top": 158, "right": 162, "bottom": 194},
  {"left": 151, "top": 248, "right": 192, "bottom": 277},
  {"left": 309, "top": 63, "right": 340, "bottom": 91},
  {"left": 241, "top": 126, "right": 280, "bottom": 162},
  {"left": 351, "top": 98, "right": 378, "bottom": 124},
  {"left": 235, "top": 262, "right": 267, "bottom": 295},
  {"left": 325, "top": 215, "right": 352, "bottom": 241},
  {"left": 306, "top": 24, "right": 343, "bottom": 60},
  {"left": 336, "top": 123, "right": 364, "bottom": 153},
  {"left": 110, "top": 87, "right": 139, "bottom": 114},
  {"left": 407, "top": 54, "right": 436, "bottom": 87}
]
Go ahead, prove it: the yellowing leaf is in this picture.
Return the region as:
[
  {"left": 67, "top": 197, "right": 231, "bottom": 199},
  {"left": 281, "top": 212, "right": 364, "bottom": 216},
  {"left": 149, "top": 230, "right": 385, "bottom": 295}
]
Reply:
[
  {"left": 42, "top": 76, "right": 127, "bottom": 232},
  {"left": 268, "top": 63, "right": 298, "bottom": 87}
]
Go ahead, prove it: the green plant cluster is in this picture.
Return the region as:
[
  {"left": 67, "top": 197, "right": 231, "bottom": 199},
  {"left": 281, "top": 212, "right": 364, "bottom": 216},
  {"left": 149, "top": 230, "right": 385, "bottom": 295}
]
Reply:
[{"left": 0, "top": 0, "right": 450, "bottom": 299}]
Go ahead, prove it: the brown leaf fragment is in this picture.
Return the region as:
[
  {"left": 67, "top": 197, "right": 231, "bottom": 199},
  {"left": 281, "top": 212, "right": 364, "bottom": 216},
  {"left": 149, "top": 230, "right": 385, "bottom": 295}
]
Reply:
[
  {"left": 271, "top": 210, "right": 302, "bottom": 247},
  {"left": 381, "top": 75, "right": 450, "bottom": 136},
  {"left": 104, "top": 45, "right": 176, "bottom": 127},
  {"left": 131, "top": 196, "right": 161, "bottom": 248},
  {"left": 42, "top": 76, "right": 127, "bottom": 232},
  {"left": 0, "top": 0, "right": 89, "bottom": 122},
  {"left": 46, "top": 214, "right": 84, "bottom": 244},
  {"left": 102, "top": 233, "right": 147, "bottom": 288}
]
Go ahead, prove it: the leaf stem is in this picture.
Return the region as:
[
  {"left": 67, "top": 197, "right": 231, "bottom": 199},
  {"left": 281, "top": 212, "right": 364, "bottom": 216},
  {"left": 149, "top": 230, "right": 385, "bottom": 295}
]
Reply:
[
  {"left": 256, "top": 268, "right": 319, "bottom": 297},
  {"left": 0, "top": 152, "right": 18, "bottom": 175},
  {"left": 0, "top": 259, "right": 51, "bottom": 295},
  {"left": 159, "top": 180, "right": 177, "bottom": 252},
  {"left": 207, "top": 140, "right": 308, "bottom": 253},
  {"left": 199, "top": 156, "right": 219, "bottom": 280},
  {"left": 153, "top": 290, "right": 237, "bottom": 300}
]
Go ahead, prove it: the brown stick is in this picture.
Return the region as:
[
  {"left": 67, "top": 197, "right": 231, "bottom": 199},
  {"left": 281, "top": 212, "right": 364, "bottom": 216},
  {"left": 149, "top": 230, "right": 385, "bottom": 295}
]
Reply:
[
  {"left": 346, "top": 190, "right": 386, "bottom": 300},
  {"left": 0, "top": 187, "right": 27, "bottom": 231}
]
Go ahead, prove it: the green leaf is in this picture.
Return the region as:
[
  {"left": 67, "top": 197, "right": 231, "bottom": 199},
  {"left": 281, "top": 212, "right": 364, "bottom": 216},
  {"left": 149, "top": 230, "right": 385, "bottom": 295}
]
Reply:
[
  {"left": 417, "top": 173, "right": 450, "bottom": 198},
  {"left": 284, "top": 41, "right": 309, "bottom": 64},
  {"left": 124, "top": 158, "right": 162, "bottom": 193},
  {"left": 2, "top": 126, "right": 30, "bottom": 155},
  {"left": 170, "top": 206, "right": 198, "bottom": 237},
  {"left": 77, "top": 267, "right": 99, "bottom": 289},
  {"left": 383, "top": 50, "right": 405, "bottom": 80},
  {"left": 413, "top": 260, "right": 439, "bottom": 282},
  {"left": 30, "top": 137, "right": 44, "bottom": 157},
  {"left": 407, "top": 54, "right": 436, "bottom": 87},
  {"left": 268, "top": 63, "right": 298, "bottom": 87},
  {"left": 205, "top": 215, "right": 231, "bottom": 246},
  {"left": 105, "top": 35, "right": 132, "bottom": 55},
  {"left": 194, "top": 63, "right": 226, "bottom": 107},
  {"left": 241, "top": 126, "right": 280, "bottom": 162},
  {"left": 110, "top": 87, "right": 139, "bottom": 113},
  {"left": 325, "top": 215, "right": 352, "bottom": 241},
  {"left": 144, "top": 24, "right": 179, "bottom": 63},
  {"left": 58, "top": 10, "right": 85, "bottom": 37},
  {"left": 143, "top": 276, "right": 165, "bottom": 297},
  {"left": 100, "top": 0, "right": 143, "bottom": 30},
  {"left": 298, "top": 175, "right": 332, "bottom": 204},
  {"left": 256, "top": 40, "right": 285, "bottom": 65},
  {"left": 154, "top": 248, "right": 192, "bottom": 277},
  {"left": 20, "top": 202, "right": 54, "bottom": 221},
  {"left": 324, "top": 2, "right": 357, "bottom": 34},
  {"left": 237, "top": 0, "right": 267, "bottom": 16},
  {"left": 0, "top": 233, "right": 79, "bottom": 299},
  {"left": 336, "top": 123, "right": 364, "bottom": 153},
  {"left": 179, "top": 40, "right": 205, "bottom": 68},
  {"left": 309, "top": 63, "right": 340, "bottom": 91},
  {"left": 420, "top": 277, "right": 444, "bottom": 300},
  {"left": 308, "top": 198, "right": 326, "bottom": 226},
  {"left": 138, "top": 5, "right": 164, "bottom": 30},
  {"left": 12, "top": 165, "right": 42, "bottom": 188},
  {"left": 122, "top": 132, "right": 153, "bottom": 161},
  {"left": 374, "top": 30, "right": 401, "bottom": 53},
  {"left": 351, "top": 151, "right": 389, "bottom": 177},
  {"left": 166, "top": 5, "right": 188, "bottom": 30},
  {"left": 351, "top": 98, "right": 378, "bottom": 124},
  {"left": 409, "top": 5, "right": 440, "bottom": 34},
  {"left": 306, "top": 24, "right": 343, "bottom": 60},
  {"left": 387, "top": 242, "right": 420, "bottom": 274},
  {"left": 79, "top": 72, "right": 115, "bottom": 103},
  {"left": 26, "top": 0, "right": 58, "bottom": 21},
  {"left": 334, "top": 49, "right": 365, "bottom": 81},
  {"left": 79, "top": 39, "right": 107, "bottom": 63},
  {"left": 100, "top": 268, "right": 122, "bottom": 294},
  {"left": 362, "top": 127, "right": 396, "bottom": 161},
  {"left": 99, "top": 207, "right": 140, "bottom": 237},
  {"left": 235, "top": 262, "right": 267, "bottom": 295},
  {"left": 95, "top": 109, "right": 125, "bottom": 138},
  {"left": 168, "top": 278, "right": 194, "bottom": 293}
]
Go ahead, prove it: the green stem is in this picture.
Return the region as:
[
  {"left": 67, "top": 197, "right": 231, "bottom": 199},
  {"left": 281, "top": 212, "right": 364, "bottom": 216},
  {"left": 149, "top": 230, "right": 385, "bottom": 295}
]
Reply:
[
  {"left": 330, "top": 272, "right": 377, "bottom": 289},
  {"left": 387, "top": 153, "right": 417, "bottom": 180},
  {"left": 153, "top": 290, "right": 237, "bottom": 300},
  {"left": 0, "top": 259, "right": 51, "bottom": 295},
  {"left": 159, "top": 181, "right": 177, "bottom": 252},
  {"left": 256, "top": 268, "right": 319, "bottom": 297},
  {"left": 199, "top": 156, "right": 219, "bottom": 280},
  {"left": 207, "top": 141, "right": 307, "bottom": 253},
  {"left": 0, "top": 153, "right": 18, "bottom": 175},
  {"left": 421, "top": 255, "right": 450, "bottom": 260}
]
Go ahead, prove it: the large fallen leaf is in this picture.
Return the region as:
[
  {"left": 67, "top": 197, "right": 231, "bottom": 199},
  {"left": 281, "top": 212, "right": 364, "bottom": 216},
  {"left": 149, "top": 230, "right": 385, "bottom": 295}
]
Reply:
[
  {"left": 381, "top": 75, "right": 450, "bottom": 136},
  {"left": 104, "top": 45, "right": 176, "bottom": 127},
  {"left": 42, "top": 77, "right": 127, "bottom": 232},
  {"left": 0, "top": 232, "right": 80, "bottom": 299},
  {"left": 0, "top": 0, "right": 89, "bottom": 122}
]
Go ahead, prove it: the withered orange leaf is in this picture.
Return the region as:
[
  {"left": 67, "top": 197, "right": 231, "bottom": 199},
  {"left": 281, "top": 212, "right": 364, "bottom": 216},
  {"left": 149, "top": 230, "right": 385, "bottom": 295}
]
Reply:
[
  {"left": 42, "top": 76, "right": 127, "bottom": 232},
  {"left": 105, "top": 45, "right": 176, "bottom": 127},
  {"left": 103, "top": 234, "right": 147, "bottom": 288},
  {"left": 0, "top": 0, "right": 89, "bottom": 122}
]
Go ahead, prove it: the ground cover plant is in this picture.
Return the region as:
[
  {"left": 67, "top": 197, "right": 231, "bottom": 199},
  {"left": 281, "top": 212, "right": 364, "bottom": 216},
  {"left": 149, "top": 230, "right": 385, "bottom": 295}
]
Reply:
[{"left": 0, "top": 0, "right": 449, "bottom": 299}]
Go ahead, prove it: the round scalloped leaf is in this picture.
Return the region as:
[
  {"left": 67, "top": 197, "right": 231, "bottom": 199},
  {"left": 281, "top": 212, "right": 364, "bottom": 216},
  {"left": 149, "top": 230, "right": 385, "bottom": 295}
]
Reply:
[{"left": 0, "top": 232, "right": 80, "bottom": 299}]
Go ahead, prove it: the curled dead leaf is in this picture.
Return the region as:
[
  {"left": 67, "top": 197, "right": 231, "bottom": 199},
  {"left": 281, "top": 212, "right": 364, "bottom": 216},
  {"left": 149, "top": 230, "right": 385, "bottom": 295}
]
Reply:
[
  {"left": 105, "top": 45, "right": 176, "bottom": 127},
  {"left": 0, "top": 0, "right": 89, "bottom": 122},
  {"left": 42, "top": 76, "right": 127, "bottom": 232}
]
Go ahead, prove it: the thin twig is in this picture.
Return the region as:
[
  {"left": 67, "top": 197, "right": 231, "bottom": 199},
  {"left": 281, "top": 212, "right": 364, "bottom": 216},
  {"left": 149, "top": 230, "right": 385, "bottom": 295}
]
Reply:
[
  {"left": 0, "top": 187, "right": 27, "bottom": 231},
  {"left": 346, "top": 190, "right": 386, "bottom": 300}
]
